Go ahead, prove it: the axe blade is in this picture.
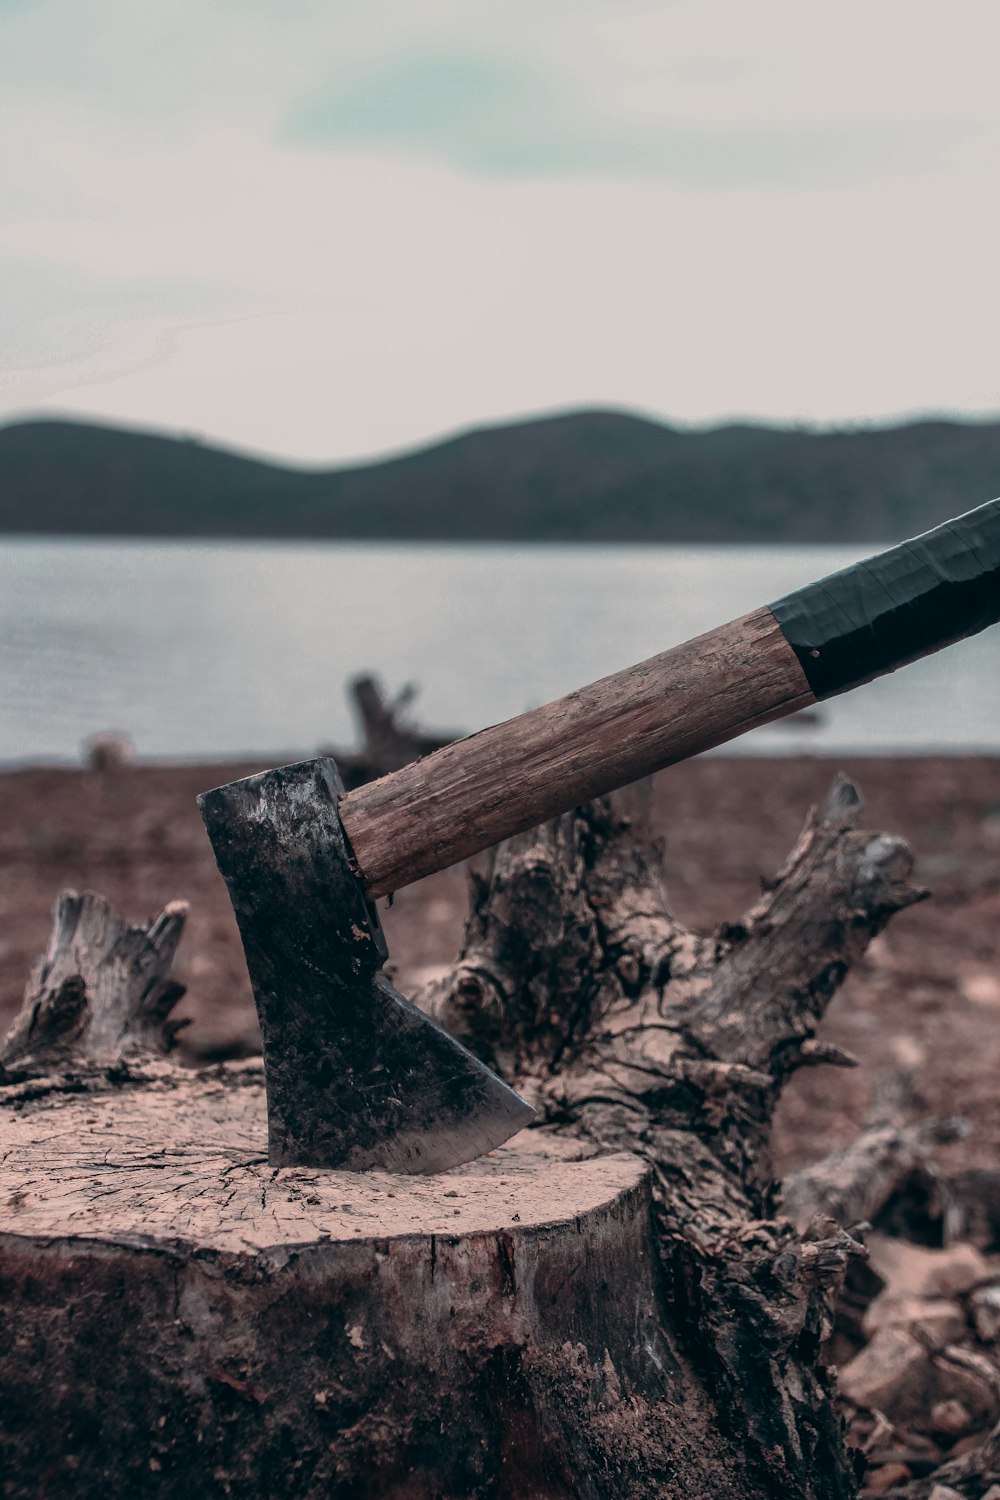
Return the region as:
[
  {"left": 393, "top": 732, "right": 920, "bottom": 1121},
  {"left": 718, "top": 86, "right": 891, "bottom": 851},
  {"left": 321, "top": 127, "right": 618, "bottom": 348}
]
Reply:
[{"left": 199, "top": 758, "right": 534, "bottom": 1173}]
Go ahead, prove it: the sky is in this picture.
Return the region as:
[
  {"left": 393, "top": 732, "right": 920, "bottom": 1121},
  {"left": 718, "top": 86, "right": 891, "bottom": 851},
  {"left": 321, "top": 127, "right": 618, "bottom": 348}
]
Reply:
[{"left": 2, "top": 0, "right": 999, "bottom": 463}]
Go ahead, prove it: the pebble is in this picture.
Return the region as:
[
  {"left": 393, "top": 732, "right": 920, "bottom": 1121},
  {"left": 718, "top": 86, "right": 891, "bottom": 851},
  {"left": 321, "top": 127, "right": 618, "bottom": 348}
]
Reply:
[
  {"left": 840, "top": 1327, "right": 930, "bottom": 1421},
  {"left": 959, "top": 970, "right": 1000, "bottom": 1007},
  {"left": 931, "top": 1345, "right": 999, "bottom": 1423},
  {"left": 946, "top": 1431, "right": 988, "bottom": 1458},
  {"left": 868, "top": 1432, "right": 940, "bottom": 1469},
  {"left": 862, "top": 1292, "right": 965, "bottom": 1345},
  {"left": 863, "top": 1462, "right": 911, "bottom": 1495},
  {"left": 866, "top": 1236, "right": 990, "bottom": 1299},
  {"left": 970, "top": 1284, "right": 1000, "bottom": 1343},
  {"left": 928, "top": 1398, "right": 971, "bottom": 1437}
]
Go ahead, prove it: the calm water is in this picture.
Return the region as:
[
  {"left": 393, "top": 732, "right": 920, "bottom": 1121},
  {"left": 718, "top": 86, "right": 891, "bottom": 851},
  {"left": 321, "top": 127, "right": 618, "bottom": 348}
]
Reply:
[{"left": 1, "top": 538, "right": 998, "bottom": 764}]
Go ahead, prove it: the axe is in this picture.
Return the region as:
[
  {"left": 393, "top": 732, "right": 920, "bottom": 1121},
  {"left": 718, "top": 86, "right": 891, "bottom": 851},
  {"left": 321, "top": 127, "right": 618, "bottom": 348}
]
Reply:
[{"left": 200, "top": 497, "right": 1000, "bottom": 1174}]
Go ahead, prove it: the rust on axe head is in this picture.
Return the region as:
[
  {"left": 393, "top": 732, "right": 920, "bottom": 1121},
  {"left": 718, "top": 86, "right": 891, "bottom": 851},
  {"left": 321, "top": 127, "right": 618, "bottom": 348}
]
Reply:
[{"left": 199, "top": 757, "right": 534, "bottom": 1173}]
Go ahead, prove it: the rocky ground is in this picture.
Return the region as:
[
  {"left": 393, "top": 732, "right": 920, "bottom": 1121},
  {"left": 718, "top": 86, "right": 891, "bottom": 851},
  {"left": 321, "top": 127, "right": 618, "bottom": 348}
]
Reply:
[
  {"left": 834, "top": 1233, "right": 1000, "bottom": 1496},
  {"left": 1, "top": 752, "right": 999, "bottom": 1496}
]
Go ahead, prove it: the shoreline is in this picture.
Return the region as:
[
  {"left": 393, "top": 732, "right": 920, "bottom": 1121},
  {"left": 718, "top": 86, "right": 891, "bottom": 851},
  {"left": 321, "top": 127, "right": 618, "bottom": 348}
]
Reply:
[{"left": 6, "top": 739, "right": 1000, "bottom": 775}]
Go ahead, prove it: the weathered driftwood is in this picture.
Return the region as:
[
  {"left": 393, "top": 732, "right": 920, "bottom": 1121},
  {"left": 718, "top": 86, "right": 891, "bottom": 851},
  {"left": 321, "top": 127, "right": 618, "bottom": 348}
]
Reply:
[
  {"left": 784, "top": 1068, "right": 1000, "bottom": 1264},
  {"left": 783, "top": 1071, "right": 968, "bottom": 1238},
  {"left": 418, "top": 774, "right": 928, "bottom": 1498},
  {"left": 785, "top": 1074, "right": 1000, "bottom": 1500},
  {"left": 348, "top": 673, "right": 455, "bottom": 777},
  {"left": 315, "top": 674, "right": 460, "bottom": 792},
  {"left": 0, "top": 777, "right": 933, "bottom": 1498},
  {"left": 0, "top": 889, "right": 189, "bottom": 1076}
]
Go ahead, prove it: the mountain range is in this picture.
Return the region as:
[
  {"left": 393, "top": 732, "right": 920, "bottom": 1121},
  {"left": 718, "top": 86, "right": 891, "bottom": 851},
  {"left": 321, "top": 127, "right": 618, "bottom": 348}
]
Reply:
[{"left": 2, "top": 409, "right": 999, "bottom": 543}]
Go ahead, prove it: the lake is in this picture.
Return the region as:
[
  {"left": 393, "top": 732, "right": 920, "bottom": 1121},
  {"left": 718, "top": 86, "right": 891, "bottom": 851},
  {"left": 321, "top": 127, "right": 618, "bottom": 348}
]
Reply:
[{"left": 1, "top": 537, "right": 997, "bottom": 764}]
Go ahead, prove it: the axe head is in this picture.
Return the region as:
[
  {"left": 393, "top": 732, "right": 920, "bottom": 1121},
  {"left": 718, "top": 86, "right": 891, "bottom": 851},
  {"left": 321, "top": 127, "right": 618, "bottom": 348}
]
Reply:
[{"left": 199, "top": 758, "right": 534, "bottom": 1173}]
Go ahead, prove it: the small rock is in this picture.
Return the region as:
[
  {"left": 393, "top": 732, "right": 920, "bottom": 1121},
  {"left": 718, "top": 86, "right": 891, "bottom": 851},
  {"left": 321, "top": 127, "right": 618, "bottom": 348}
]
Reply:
[
  {"left": 947, "top": 1431, "right": 987, "bottom": 1458},
  {"left": 862, "top": 1292, "right": 965, "bottom": 1345},
  {"left": 980, "top": 1486, "right": 1000, "bottom": 1500},
  {"left": 959, "top": 970, "right": 1000, "bottom": 1007},
  {"left": 840, "top": 1327, "right": 931, "bottom": 1422},
  {"left": 863, "top": 1462, "right": 912, "bottom": 1495},
  {"left": 931, "top": 1347, "right": 999, "bottom": 1423},
  {"left": 970, "top": 1284, "right": 1000, "bottom": 1343},
  {"left": 868, "top": 1431, "right": 940, "bottom": 1469},
  {"left": 928, "top": 1398, "right": 972, "bottom": 1437},
  {"left": 867, "top": 1235, "right": 990, "bottom": 1299},
  {"left": 927, "top": 1487, "right": 964, "bottom": 1500},
  {"left": 889, "top": 1034, "right": 926, "bottom": 1069}
]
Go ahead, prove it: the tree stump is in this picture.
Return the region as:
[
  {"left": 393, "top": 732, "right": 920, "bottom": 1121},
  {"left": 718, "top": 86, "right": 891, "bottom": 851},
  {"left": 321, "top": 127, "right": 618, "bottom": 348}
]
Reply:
[{"left": 0, "top": 778, "right": 936, "bottom": 1498}]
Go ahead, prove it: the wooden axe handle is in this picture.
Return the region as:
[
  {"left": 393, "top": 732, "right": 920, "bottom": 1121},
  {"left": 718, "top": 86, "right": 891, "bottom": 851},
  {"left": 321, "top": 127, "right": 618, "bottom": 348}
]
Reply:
[{"left": 339, "top": 497, "right": 1000, "bottom": 898}]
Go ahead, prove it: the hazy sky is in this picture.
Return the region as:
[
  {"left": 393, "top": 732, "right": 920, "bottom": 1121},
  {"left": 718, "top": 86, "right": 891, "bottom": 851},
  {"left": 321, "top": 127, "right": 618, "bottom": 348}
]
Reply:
[{"left": 2, "top": 0, "right": 999, "bottom": 461}]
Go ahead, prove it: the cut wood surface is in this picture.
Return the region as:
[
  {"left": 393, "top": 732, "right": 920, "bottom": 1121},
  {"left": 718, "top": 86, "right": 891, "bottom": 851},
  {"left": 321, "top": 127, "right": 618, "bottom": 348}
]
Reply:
[
  {"left": 0, "top": 1071, "right": 644, "bottom": 1250},
  {"left": 340, "top": 606, "right": 812, "bottom": 896}
]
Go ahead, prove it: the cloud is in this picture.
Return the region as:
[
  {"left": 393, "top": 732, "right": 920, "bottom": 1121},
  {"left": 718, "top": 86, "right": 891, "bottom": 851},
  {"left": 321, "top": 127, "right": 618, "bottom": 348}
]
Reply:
[
  {"left": 286, "top": 51, "right": 564, "bottom": 175},
  {"left": 5, "top": 2, "right": 997, "bottom": 186},
  {"left": 282, "top": 44, "right": 983, "bottom": 189}
]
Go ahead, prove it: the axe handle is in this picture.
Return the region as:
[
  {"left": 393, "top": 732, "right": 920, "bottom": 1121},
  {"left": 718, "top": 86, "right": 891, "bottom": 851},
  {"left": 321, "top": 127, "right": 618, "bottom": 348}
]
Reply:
[
  {"left": 339, "top": 495, "right": 1000, "bottom": 898},
  {"left": 339, "top": 606, "right": 812, "bottom": 897}
]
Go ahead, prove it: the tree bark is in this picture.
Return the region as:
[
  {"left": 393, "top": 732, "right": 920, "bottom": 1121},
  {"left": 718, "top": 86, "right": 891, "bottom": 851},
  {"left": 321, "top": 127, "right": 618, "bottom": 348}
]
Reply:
[
  {"left": 0, "top": 777, "right": 926, "bottom": 1497},
  {"left": 419, "top": 774, "right": 928, "bottom": 1498}
]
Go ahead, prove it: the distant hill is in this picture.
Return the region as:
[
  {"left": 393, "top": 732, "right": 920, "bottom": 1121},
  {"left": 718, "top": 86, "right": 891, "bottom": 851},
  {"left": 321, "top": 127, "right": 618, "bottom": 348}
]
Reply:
[{"left": 1, "top": 409, "right": 999, "bottom": 543}]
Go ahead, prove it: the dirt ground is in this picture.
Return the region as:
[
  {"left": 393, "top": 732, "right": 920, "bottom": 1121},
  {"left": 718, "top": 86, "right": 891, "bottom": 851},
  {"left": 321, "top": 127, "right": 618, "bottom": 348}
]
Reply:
[{"left": 1, "top": 754, "right": 998, "bottom": 1180}]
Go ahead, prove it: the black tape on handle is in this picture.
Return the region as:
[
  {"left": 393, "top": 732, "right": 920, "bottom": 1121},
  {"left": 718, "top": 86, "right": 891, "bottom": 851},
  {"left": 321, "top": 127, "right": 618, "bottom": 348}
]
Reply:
[{"left": 769, "top": 496, "right": 1000, "bottom": 700}]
